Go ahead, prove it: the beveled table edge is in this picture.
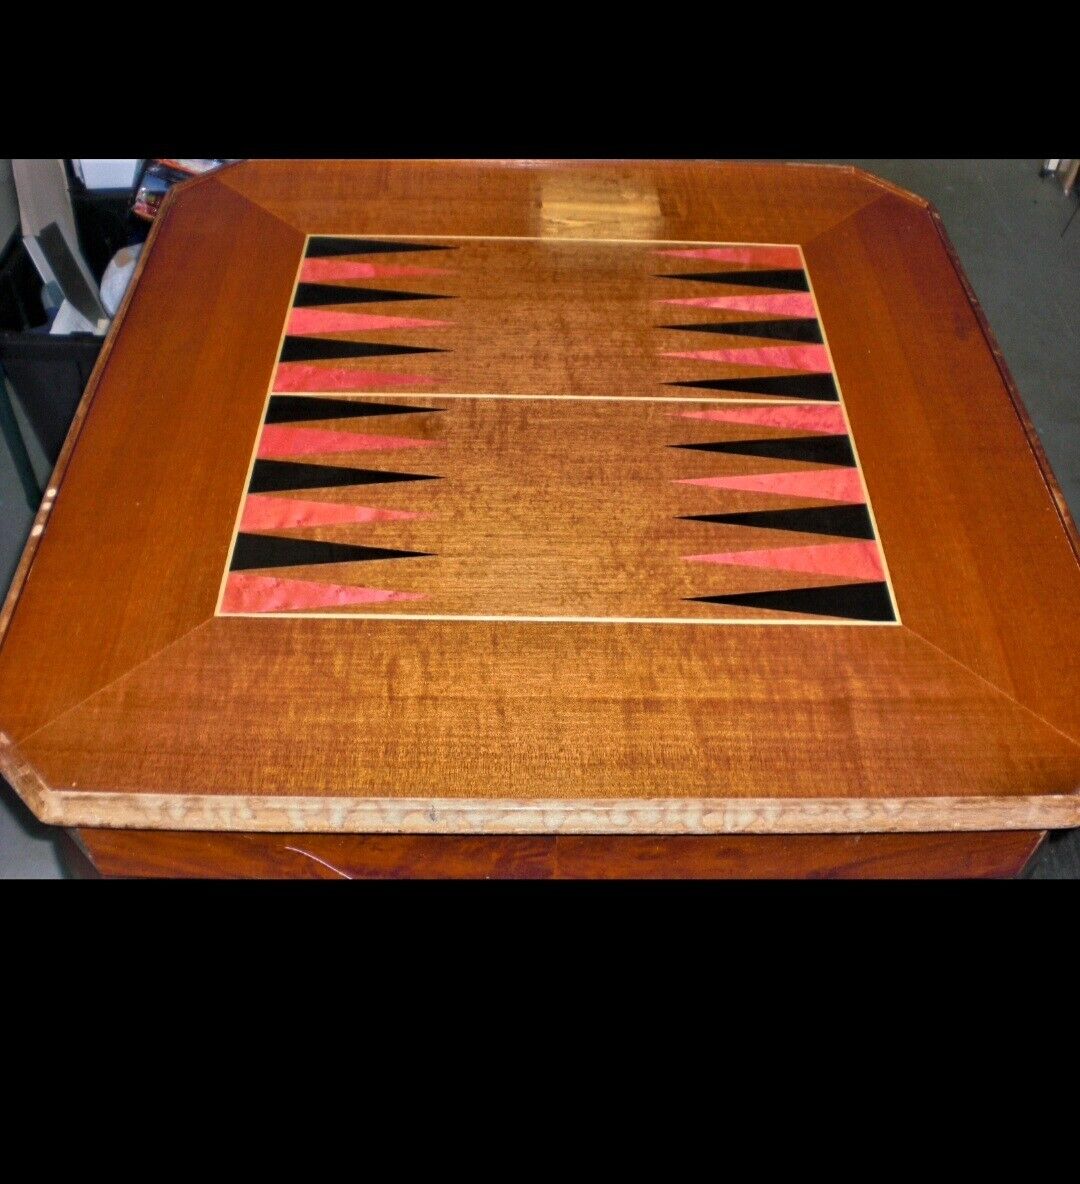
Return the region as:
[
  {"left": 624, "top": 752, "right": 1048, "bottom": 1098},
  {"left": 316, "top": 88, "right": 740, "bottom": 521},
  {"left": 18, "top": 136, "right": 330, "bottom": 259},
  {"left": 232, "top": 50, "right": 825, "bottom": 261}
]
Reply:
[{"left": 7, "top": 782, "right": 1080, "bottom": 834}]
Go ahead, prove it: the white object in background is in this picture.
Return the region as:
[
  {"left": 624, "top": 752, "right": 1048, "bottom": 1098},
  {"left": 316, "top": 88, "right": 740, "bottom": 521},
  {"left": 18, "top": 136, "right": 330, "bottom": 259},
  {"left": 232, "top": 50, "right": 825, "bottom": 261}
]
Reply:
[
  {"left": 12, "top": 159, "right": 79, "bottom": 244},
  {"left": 99, "top": 243, "right": 143, "bottom": 317},
  {"left": 74, "top": 159, "right": 141, "bottom": 191},
  {"left": 49, "top": 299, "right": 97, "bottom": 335}
]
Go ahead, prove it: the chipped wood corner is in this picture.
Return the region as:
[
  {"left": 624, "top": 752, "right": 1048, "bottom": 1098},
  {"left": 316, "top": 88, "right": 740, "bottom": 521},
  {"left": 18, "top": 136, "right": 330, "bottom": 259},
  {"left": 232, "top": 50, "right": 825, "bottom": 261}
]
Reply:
[
  {"left": 162, "top": 159, "right": 248, "bottom": 199},
  {"left": 0, "top": 731, "right": 56, "bottom": 822},
  {"left": 779, "top": 162, "right": 930, "bottom": 210},
  {"left": 847, "top": 166, "right": 931, "bottom": 209}
]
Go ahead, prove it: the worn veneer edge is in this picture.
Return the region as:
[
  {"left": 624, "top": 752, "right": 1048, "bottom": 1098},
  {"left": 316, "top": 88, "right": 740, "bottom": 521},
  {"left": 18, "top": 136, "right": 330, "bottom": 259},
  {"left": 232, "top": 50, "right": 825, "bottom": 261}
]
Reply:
[
  {"left": 782, "top": 161, "right": 931, "bottom": 210},
  {"left": 927, "top": 204, "right": 1080, "bottom": 567},
  {"left": 0, "top": 733, "right": 49, "bottom": 816},
  {"left": 24, "top": 790, "right": 1080, "bottom": 834},
  {"left": 846, "top": 166, "right": 930, "bottom": 210}
]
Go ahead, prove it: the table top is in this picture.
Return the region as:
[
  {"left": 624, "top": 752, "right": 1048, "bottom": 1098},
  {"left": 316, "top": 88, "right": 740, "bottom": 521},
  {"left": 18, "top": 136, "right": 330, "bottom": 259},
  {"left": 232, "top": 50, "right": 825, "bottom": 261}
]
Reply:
[{"left": 1, "top": 159, "right": 1078, "bottom": 835}]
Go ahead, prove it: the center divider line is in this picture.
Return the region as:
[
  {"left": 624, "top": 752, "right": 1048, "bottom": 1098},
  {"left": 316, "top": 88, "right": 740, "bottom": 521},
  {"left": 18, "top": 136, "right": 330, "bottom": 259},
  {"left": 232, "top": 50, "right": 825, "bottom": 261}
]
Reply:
[{"left": 263, "top": 391, "right": 830, "bottom": 406}]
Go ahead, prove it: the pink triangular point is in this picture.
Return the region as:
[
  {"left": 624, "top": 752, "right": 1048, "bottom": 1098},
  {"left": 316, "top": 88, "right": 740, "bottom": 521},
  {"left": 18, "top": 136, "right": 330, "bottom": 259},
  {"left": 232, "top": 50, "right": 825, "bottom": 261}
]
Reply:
[
  {"left": 683, "top": 541, "right": 883, "bottom": 582},
  {"left": 240, "top": 496, "right": 427, "bottom": 532},
  {"left": 222, "top": 572, "right": 425, "bottom": 612},
  {"left": 657, "top": 245, "right": 803, "bottom": 268},
  {"left": 257, "top": 425, "right": 439, "bottom": 458},
  {"left": 662, "top": 344, "right": 831, "bottom": 372},
  {"left": 675, "top": 405, "right": 847, "bottom": 433},
  {"left": 657, "top": 293, "right": 817, "bottom": 317},
  {"left": 287, "top": 308, "right": 450, "bottom": 334},
  {"left": 676, "top": 469, "right": 865, "bottom": 503},
  {"left": 299, "top": 259, "right": 451, "bottom": 282},
  {"left": 273, "top": 364, "right": 435, "bottom": 392}
]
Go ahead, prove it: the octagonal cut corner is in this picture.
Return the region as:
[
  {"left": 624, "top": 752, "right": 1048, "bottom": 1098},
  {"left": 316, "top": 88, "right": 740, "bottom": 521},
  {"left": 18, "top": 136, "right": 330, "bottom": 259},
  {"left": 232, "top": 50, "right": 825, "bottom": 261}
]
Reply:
[
  {"left": 0, "top": 729, "right": 55, "bottom": 822},
  {"left": 843, "top": 165, "right": 931, "bottom": 210}
]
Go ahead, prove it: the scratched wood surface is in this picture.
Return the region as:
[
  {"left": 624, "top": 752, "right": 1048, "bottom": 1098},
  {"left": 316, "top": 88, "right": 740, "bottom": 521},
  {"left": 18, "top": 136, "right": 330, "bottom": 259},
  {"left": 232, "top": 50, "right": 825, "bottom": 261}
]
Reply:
[
  {"left": 69, "top": 827, "right": 1046, "bottom": 880},
  {"left": 0, "top": 160, "right": 1077, "bottom": 837}
]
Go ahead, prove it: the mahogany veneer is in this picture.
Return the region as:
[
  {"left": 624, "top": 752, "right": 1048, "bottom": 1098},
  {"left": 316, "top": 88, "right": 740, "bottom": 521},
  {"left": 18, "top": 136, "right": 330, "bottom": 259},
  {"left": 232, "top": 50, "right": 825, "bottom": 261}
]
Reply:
[{"left": 0, "top": 160, "right": 1076, "bottom": 878}]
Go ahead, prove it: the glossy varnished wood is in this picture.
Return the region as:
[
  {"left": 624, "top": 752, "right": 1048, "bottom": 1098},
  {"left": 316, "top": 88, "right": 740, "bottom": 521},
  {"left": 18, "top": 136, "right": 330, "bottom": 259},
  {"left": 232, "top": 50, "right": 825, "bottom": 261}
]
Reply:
[
  {"left": 0, "top": 160, "right": 1077, "bottom": 842},
  {"left": 70, "top": 827, "right": 1046, "bottom": 879}
]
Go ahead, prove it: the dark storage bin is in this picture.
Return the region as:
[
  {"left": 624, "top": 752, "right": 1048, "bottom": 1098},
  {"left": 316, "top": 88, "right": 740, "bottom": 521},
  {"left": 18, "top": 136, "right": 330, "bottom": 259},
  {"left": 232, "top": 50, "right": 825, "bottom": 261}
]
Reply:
[
  {"left": 0, "top": 330, "right": 102, "bottom": 463},
  {"left": 71, "top": 188, "right": 145, "bottom": 282},
  {"left": 0, "top": 235, "right": 103, "bottom": 466}
]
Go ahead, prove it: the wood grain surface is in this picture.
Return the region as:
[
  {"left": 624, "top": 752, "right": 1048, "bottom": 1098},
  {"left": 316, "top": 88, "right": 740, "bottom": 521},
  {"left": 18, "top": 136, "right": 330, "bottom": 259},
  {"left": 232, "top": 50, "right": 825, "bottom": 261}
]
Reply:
[
  {"left": 0, "top": 160, "right": 1077, "bottom": 838},
  {"left": 70, "top": 826, "right": 1046, "bottom": 879},
  {"left": 212, "top": 231, "right": 898, "bottom": 625}
]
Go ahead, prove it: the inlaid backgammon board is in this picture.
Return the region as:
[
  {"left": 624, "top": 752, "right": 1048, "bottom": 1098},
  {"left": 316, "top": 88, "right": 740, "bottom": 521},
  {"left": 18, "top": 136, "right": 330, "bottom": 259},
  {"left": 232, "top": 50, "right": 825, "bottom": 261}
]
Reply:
[{"left": 1, "top": 160, "right": 1078, "bottom": 878}]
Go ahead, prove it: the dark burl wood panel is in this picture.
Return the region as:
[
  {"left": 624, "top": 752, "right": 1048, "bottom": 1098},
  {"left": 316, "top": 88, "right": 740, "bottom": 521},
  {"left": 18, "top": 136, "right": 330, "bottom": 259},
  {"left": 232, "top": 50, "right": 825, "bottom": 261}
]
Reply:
[{"left": 72, "top": 827, "right": 1045, "bottom": 880}]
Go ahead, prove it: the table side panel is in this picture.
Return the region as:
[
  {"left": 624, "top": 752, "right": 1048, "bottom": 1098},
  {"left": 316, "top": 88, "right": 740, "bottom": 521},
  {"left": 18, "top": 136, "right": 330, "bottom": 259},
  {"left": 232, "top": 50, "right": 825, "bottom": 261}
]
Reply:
[{"left": 72, "top": 826, "right": 1046, "bottom": 879}]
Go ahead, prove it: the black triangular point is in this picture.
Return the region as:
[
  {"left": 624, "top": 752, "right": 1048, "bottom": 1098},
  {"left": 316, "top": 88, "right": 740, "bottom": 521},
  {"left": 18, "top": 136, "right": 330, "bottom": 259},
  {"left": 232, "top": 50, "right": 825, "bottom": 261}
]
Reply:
[
  {"left": 265, "top": 397, "right": 442, "bottom": 424},
  {"left": 665, "top": 374, "right": 839, "bottom": 401},
  {"left": 661, "top": 319, "right": 823, "bottom": 343},
  {"left": 249, "top": 460, "right": 439, "bottom": 494},
  {"left": 657, "top": 269, "right": 810, "bottom": 291},
  {"left": 679, "top": 505, "right": 875, "bottom": 540},
  {"left": 231, "top": 533, "right": 432, "bottom": 572},
  {"left": 305, "top": 237, "right": 454, "bottom": 258},
  {"left": 688, "top": 582, "right": 895, "bottom": 622},
  {"left": 672, "top": 435, "right": 856, "bottom": 467},
  {"left": 280, "top": 337, "right": 446, "bottom": 364},
  {"left": 293, "top": 283, "right": 452, "bottom": 308}
]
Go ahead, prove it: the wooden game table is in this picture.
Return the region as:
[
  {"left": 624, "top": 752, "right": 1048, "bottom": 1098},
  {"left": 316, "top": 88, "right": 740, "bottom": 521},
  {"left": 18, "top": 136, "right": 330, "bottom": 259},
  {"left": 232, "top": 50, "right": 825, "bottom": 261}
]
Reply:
[{"left": 2, "top": 160, "right": 1078, "bottom": 878}]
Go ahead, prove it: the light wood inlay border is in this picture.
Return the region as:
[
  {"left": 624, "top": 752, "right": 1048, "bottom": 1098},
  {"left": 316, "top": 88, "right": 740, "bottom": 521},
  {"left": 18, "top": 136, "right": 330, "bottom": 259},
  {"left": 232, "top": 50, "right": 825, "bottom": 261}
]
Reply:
[
  {"left": 28, "top": 789, "right": 1080, "bottom": 834},
  {"left": 214, "top": 233, "right": 899, "bottom": 625}
]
